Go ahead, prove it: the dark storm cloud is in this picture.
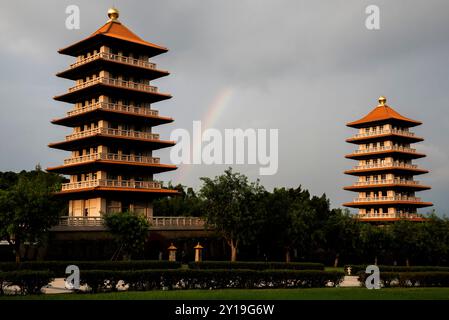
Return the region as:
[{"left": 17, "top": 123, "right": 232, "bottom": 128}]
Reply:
[{"left": 0, "top": 0, "right": 448, "bottom": 214}]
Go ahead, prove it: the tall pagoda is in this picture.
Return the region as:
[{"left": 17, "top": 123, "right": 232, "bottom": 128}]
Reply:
[
  {"left": 343, "top": 96, "right": 432, "bottom": 222},
  {"left": 47, "top": 8, "right": 178, "bottom": 222}
]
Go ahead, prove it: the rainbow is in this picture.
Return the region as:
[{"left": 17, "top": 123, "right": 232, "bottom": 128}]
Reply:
[{"left": 173, "top": 87, "right": 235, "bottom": 183}]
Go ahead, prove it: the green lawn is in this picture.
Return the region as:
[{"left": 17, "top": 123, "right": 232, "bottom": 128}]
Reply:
[{"left": 2, "top": 288, "right": 449, "bottom": 300}]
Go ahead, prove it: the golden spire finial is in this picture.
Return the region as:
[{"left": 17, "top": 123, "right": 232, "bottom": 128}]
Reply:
[
  {"left": 378, "top": 96, "right": 387, "bottom": 106},
  {"left": 107, "top": 7, "right": 119, "bottom": 21}
]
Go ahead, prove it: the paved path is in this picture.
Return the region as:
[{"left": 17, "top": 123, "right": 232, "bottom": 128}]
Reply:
[
  {"left": 339, "top": 276, "right": 361, "bottom": 287},
  {"left": 41, "top": 278, "right": 73, "bottom": 294}
]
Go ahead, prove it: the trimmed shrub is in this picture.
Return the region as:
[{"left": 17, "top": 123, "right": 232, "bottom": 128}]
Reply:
[
  {"left": 79, "top": 269, "right": 344, "bottom": 293},
  {"left": 0, "top": 271, "right": 55, "bottom": 295},
  {"left": 188, "top": 261, "right": 324, "bottom": 271},
  {"left": 0, "top": 260, "right": 181, "bottom": 276},
  {"left": 357, "top": 271, "right": 449, "bottom": 287},
  {"left": 344, "top": 265, "right": 449, "bottom": 275}
]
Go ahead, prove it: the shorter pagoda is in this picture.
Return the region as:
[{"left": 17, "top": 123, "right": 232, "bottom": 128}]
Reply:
[{"left": 343, "top": 96, "right": 432, "bottom": 222}]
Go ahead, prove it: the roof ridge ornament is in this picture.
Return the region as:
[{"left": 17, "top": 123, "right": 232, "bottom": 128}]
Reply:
[
  {"left": 378, "top": 96, "right": 387, "bottom": 106},
  {"left": 107, "top": 7, "right": 119, "bottom": 22}
]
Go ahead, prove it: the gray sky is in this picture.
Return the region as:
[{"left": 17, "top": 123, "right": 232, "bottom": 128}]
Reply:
[{"left": 0, "top": 0, "right": 448, "bottom": 214}]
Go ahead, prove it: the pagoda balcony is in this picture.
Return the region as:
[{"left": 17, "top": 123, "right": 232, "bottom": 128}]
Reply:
[
  {"left": 63, "top": 153, "right": 160, "bottom": 166},
  {"left": 354, "top": 128, "right": 415, "bottom": 138},
  {"left": 354, "top": 196, "right": 421, "bottom": 202},
  {"left": 357, "top": 212, "right": 424, "bottom": 220},
  {"left": 54, "top": 77, "right": 171, "bottom": 104},
  {"left": 57, "top": 52, "right": 169, "bottom": 81},
  {"left": 360, "top": 213, "right": 417, "bottom": 219},
  {"left": 61, "top": 179, "right": 161, "bottom": 191},
  {"left": 354, "top": 146, "right": 416, "bottom": 154},
  {"left": 354, "top": 179, "right": 420, "bottom": 186},
  {"left": 65, "top": 127, "right": 159, "bottom": 141},
  {"left": 52, "top": 102, "right": 172, "bottom": 128},
  {"left": 70, "top": 52, "right": 157, "bottom": 70},
  {"left": 346, "top": 145, "right": 426, "bottom": 160},
  {"left": 353, "top": 162, "right": 417, "bottom": 170},
  {"left": 67, "top": 102, "right": 159, "bottom": 117},
  {"left": 346, "top": 128, "right": 423, "bottom": 144},
  {"left": 54, "top": 216, "right": 206, "bottom": 231},
  {"left": 68, "top": 77, "right": 158, "bottom": 94}
]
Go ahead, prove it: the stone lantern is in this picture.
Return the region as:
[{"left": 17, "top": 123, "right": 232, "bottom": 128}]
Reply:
[
  {"left": 168, "top": 243, "right": 177, "bottom": 262},
  {"left": 194, "top": 242, "right": 204, "bottom": 262}
]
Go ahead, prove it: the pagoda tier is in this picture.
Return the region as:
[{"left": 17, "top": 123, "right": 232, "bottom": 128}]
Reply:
[
  {"left": 47, "top": 8, "right": 177, "bottom": 218},
  {"left": 343, "top": 96, "right": 432, "bottom": 222},
  {"left": 53, "top": 77, "right": 172, "bottom": 104},
  {"left": 51, "top": 102, "right": 173, "bottom": 128},
  {"left": 56, "top": 52, "right": 169, "bottom": 81}
]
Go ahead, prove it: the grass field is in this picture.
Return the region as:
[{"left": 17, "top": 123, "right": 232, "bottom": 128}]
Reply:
[{"left": 2, "top": 288, "right": 449, "bottom": 300}]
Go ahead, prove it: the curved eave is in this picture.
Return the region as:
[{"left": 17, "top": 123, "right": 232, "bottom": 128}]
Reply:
[
  {"left": 343, "top": 184, "right": 431, "bottom": 192},
  {"left": 54, "top": 187, "right": 179, "bottom": 197},
  {"left": 346, "top": 134, "right": 424, "bottom": 144},
  {"left": 344, "top": 167, "right": 429, "bottom": 176},
  {"left": 345, "top": 150, "right": 426, "bottom": 160},
  {"left": 56, "top": 58, "right": 169, "bottom": 81},
  {"left": 346, "top": 118, "right": 422, "bottom": 129},
  {"left": 54, "top": 83, "right": 172, "bottom": 104},
  {"left": 48, "top": 135, "right": 175, "bottom": 151},
  {"left": 58, "top": 33, "right": 168, "bottom": 58},
  {"left": 47, "top": 161, "right": 177, "bottom": 175},
  {"left": 51, "top": 109, "right": 173, "bottom": 128},
  {"left": 343, "top": 201, "right": 433, "bottom": 208}
]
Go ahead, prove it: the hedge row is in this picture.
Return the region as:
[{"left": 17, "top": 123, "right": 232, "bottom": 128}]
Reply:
[
  {"left": 358, "top": 272, "right": 449, "bottom": 287},
  {"left": 0, "top": 271, "right": 55, "bottom": 295},
  {"left": 0, "top": 260, "right": 182, "bottom": 275},
  {"left": 79, "top": 269, "right": 344, "bottom": 293},
  {"left": 344, "top": 265, "right": 449, "bottom": 275},
  {"left": 0, "top": 260, "right": 324, "bottom": 275},
  {"left": 189, "top": 261, "right": 325, "bottom": 270}
]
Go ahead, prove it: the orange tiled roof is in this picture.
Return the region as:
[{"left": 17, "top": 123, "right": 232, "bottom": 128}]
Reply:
[
  {"left": 90, "top": 20, "right": 167, "bottom": 51},
  {"left": 347, "top": 103, "right": 422, "bottom": 128},
  {"left": 58, "top": 20, "right": 167, "bottom": 56}
]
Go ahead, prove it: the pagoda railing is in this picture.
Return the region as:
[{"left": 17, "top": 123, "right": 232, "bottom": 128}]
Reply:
[
  {"left": 354, "top": 145, "right": 416, "bottom": 154},
  {"left": 152, "top": 217, "right": 206, "bottom": 228},
  {"left": 57, "top": 216, "right": 206, "bottom": 229},
  {"left": 61, "top": 179, "right": 161, "bottom": 191},
  {"left": 63, "top": 153, "right": 160, "bottom": 165},
  {"left": 65, "top": 127, "right": 160, "bottom": 141},
  {"left": 66, "top": 102, "right": 159, "bottom": 117},
  {"left": 354, "top": 128, "right": 415, "bottom": 139},
  {"left": 354, "top": 196, "right": 421, "bottom": 202},
  {"left": 70, "top": 52, "right": 157, "bottom": 70},
  {"left": 359, "top": 212, "right": 419, "bottom": 219},
  {"left": 68, "top": 77, "right": 158, "bottom": 94},
  {"left": 354, "top": 179, "right": 419, "bottom": 186},
  {"left": 58, "top": 216, "right": 104, "bottom": 227},
  {"left": 352, "top": 162, "right": 418, "bottom": 170}
]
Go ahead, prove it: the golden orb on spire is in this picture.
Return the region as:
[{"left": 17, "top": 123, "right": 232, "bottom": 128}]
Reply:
[
  {"left": 107, "top": 7, "right": 119, "bottom": 21},
  {"left": 378, "top": 96, "right": 387, "bottom": 106}
]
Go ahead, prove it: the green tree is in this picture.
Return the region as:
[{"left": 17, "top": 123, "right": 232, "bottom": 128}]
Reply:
[
  {"left": 325, "top": 208, "right": 360, "bottom": 267},
  {"left": 153, "top": 183, "right": 204, "bottom": 217},
  {"left": 200, "top": 168, "right": 265, "bottom": 262},
  {"left": 390, "top": 219, "right": 421, "bottom": 266},
  {"left": 103, "top": 211, "right": 150, "bottom": 260},
  {"left": 0, "top": 168, "right": 65, "bottom": 263},
  {"left": 359, "top": 222, "right": 392, "bottom": 265}
]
